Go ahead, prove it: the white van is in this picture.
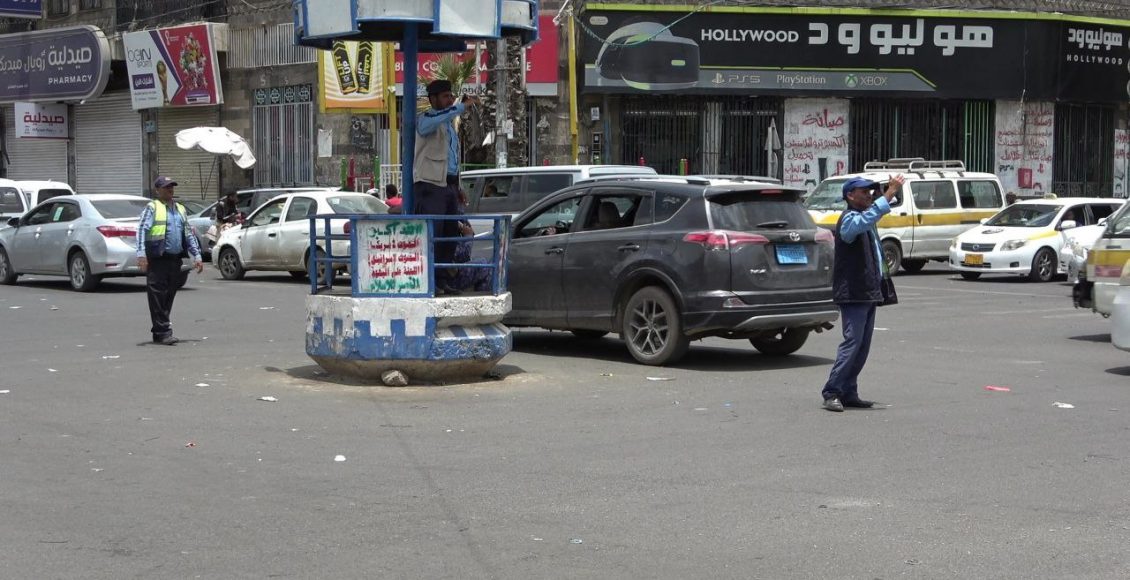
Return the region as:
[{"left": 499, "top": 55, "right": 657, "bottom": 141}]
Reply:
[
  {"left": 804, "top": 158, "right": 1006, "bottom": 273},
  {"left": 460, "top": 165, "right": 658, "bottom": 216},
  {"left": 17, "top": 180, "right": 75, "bottom": 209}
]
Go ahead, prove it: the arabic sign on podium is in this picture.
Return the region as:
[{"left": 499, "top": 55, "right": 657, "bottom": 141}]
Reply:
[
  {"left": 354, "top": 219, "right": 434, "bottom": 297},
  {"left": 15, "top": 102, "right": 67, "bottom": 139}
]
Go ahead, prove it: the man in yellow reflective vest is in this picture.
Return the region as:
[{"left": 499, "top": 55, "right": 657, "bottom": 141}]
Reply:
[{"left": 136, "top": 176, "right": 204, "bottom": 345}]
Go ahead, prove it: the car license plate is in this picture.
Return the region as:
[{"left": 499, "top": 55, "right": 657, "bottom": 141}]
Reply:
[
  {"left": 775, "top": 244, "right": 808, "bottom": 265},
  {"left": 965, "top": 253, "right": 984, "bottom": 266}
]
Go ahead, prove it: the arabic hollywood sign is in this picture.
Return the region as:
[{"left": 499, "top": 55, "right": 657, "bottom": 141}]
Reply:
[
  {"left": 123, "top": 24, "right": 223, "bottom": 109},
  {"left": 581, "top": 9, "right": 1130, "bottom": 101},
  {"left": 15, "top": 101, "right": 67, "bottom": 139},
  {"left": 0, "top": 25, "right": 110, "bottom": 104}
]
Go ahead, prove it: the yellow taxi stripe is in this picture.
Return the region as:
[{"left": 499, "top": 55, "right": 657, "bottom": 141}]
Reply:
[
  {"left": 1029, "top": 230, "right": 1061, "bottom": 241},
  {"left": 813, "top": 211, "right": 997, "bottom": 228},
  {"left": 1089, "top": 248, "right": 1130, "bottom": 267}
]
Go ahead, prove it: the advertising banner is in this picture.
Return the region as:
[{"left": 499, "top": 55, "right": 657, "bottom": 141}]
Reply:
[
  {"left": 0, "top": 26, "right": 110, "bottom": 103},
  {"left": 580, "top": 6, "right": 1129, "bottom": 101},
  {"left": 15, "top": 101, "right": 67, "bottom": 139},
  {"left": 0, "top": 0, "right": 41, "bottom": 19},
  {"left": 123, "top": 24, "right": 223, "bottom": 110},
  {"left": 319, "top": 40, "right": 385, "bottom": 112},
  {"left": 994, "top": 101, "right": 1055, "bottom": 196}
]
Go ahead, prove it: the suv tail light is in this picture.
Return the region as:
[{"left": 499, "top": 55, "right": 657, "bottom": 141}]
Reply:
[
  {"left": 683, "top": 230, "right": 770, "bottom": 250},
  {"left": 96, "top": 225, "right": 136, "bottom": 238},
  {"left": 815, "top": 228, "right": 834, "bottom": 244}
]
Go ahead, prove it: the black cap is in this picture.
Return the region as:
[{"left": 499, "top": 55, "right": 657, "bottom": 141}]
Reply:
[
  {"left": 426, "top": 79, "right": 452, "bottom": 96},
  {"left": 153, "top": 176, "right": 178, "bottom": 189}
]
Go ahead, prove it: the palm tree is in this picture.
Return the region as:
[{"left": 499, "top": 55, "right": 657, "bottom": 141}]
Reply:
[{"left": 417, "top": 53, "right": 491, "bottom": 165}]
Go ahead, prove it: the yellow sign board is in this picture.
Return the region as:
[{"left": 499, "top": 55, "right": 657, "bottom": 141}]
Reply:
[{"left": 319, "top": 40, "right": 385, "bottom": 112}]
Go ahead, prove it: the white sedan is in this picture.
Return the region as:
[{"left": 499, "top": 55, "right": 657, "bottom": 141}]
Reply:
[
  {"left": 214, "top": 191, "right": 386, "bottom": 280},
  {"left": 949, "top": 198, "right": 1124, "bottom": 282}
]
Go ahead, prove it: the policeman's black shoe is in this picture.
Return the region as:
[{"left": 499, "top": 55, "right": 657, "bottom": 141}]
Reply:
[
  {"left": 154, "top": 335, "right": 180, "bottom": 346},
  {"left": 842, "top": 398, "right": 875, "bottom": 409},
  {"left": 822, "top": 397, "right": 844, "bottom": 412}
]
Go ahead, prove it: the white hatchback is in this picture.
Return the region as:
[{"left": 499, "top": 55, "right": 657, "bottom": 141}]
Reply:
[{"left": 949, "top": 197, "right": 1124, "bottom": 282}]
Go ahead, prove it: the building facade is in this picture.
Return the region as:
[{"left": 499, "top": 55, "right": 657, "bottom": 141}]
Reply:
[{"left": 575, "top": 0, "right": 1130, "bottom": 198}]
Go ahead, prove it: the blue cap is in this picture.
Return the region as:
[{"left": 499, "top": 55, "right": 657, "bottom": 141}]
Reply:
[
  {"left": 841, "top": 177, "right": 877, "bottom": 199},
  {"left": 153, "top": 176, "right": 178, "bottom": 189}
]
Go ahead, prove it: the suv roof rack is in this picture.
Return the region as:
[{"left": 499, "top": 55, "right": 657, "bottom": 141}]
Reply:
[
  {"left": 863, "top": 157, "right": 967, "bottom": 171},
  {"left": 574, "top": 174, "right": 714, "bottom": 186}
]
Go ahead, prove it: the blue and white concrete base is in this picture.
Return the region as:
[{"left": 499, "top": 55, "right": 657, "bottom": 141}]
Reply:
[{"left": 305, "top": 293, "right": 512, "bottom": 383}]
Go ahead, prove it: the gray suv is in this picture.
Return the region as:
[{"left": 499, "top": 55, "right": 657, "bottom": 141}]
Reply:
[{"left": 504, "top": 176, "right": 838, "bottom": 365}]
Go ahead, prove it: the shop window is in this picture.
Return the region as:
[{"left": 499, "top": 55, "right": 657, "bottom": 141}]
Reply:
[{"left": 1053, "top": 103, "right": 1114, "bottom": 198}]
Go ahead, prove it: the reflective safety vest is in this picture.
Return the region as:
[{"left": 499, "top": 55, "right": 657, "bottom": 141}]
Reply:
[{"left": 144, "top": 201, "right": 187, "bottom": 258}]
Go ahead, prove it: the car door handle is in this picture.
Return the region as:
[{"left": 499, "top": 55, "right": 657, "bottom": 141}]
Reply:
[
  {"left": 268, "top": 233, "right": 277, "bottom": 238},
  {"left": 618, "top": 243, "right": 641, "bottom": 252},
  {"left": 544, "top": 247, "right": 564, "bottom": 255}
]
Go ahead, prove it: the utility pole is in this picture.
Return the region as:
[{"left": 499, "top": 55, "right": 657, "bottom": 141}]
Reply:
[{"left": 494, "top": 39, "right": 509, "bottom": 168}]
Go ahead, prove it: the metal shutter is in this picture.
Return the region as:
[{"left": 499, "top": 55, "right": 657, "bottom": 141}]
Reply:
[
  {"left": 74, "top": 93, "right": 144, "bottom": 195},
  {"left": 157, "top": 106, "right": 221, "bottom": 203},
  {"left": 2, "top": 105, "right": 70, "bottom": 183}
]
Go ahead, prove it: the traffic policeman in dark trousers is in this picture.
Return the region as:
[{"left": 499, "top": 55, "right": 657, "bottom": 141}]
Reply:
[
  {"left": 821, "top": 174, "right": 904, "bottom": 412},
  {"left": 136, "top": 176, "right": 204, "bottom": 345}
]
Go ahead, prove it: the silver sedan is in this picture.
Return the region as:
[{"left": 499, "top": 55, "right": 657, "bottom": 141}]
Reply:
[{"left": 0, "top": 194, "right": 186, "bottom": 292}]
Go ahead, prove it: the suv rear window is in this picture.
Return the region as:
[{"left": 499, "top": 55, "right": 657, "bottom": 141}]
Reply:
[
  {"left": 37, "top": 188, "right": 72, "bottom": 202},
  {"left": 710, "top": 193, "right": 814, "bottom": 230}
]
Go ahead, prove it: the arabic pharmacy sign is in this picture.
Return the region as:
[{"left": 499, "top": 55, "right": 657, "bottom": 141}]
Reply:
[
  {"left": 123, "top": 24, "right": 223, "bottom": 109},
  {"left": 0, "top": 26, "right": 110, "bottom": 103},
  {"left": 0, "top": 0, "right": 41, "bottom": 19},
  {"left": 15, "top": 101, "right": 66, "bottom": 139},
  {"left": 580, "top": 6, "right": 1130, "bottom": 101},
  {"left": 354, "top": 219, "right": 433, "bottom": 297}
]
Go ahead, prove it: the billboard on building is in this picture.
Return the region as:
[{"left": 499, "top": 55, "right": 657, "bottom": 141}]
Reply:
[
  {"left": 319, "top": 40, "right": 386, "bottom": 112},
  {"left": 0, "top": 0, "right": 41, "bottom": 19},
  {"left": 123, "top": 24, "right": 224, "bottom": 110},
  {"left": 579, "top": 5, "right": 1130, "bottom": 102},
  {"left": 0, "top": 26, "right": 110, "bottom": 103}
]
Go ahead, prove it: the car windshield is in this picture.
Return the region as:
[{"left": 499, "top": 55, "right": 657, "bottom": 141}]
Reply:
[
  {"left": 803, "top": 179, "right": 847, "bottom": 210},
  {"left": 37, "top": 188, "right": 72, "bottom": 202},
  {"left": 985, "top": 204, "right": 1060, "bottom": 227},
  {"left": 710, "top": 193, "right": 814, "bottom": 230},
  {"left": 327, "top": 195, "right": 386, "bottom": 214},
  {"left": 92, "top": 199, "right": 149, "bottom": 219}
]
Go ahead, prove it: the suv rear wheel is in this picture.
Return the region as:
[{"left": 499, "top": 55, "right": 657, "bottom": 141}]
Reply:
[
  {"left": 622, "top": 286, "right": 689, "bottom": 366},
  {"left": 750, "top": 328, "right": 810, "bottom": 356}
]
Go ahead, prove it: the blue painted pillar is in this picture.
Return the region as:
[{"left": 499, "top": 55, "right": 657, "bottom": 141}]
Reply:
[{"left": 401, "top": 26, "right": 418, "bottom": 214}]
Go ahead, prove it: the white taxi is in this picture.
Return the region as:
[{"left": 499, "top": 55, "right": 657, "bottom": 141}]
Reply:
[{"left": 949, "top": 197, "right": 1123, "bottom": 282}]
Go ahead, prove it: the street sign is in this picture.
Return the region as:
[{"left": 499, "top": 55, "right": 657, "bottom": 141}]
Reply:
[
  {"left": 0, "top": 26, "right": 111, "bottom": 103},
  {"left": 0, "top": 0, "right": 41, "bottom": 19}
]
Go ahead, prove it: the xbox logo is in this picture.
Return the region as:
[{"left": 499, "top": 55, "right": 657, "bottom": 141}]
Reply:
[{"left": 844, "top": 74, "right": 859, "bottom": 88}]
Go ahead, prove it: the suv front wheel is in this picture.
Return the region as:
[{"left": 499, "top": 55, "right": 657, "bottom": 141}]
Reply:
[{"left": 621, "top": 286, "right": 690, "bottom": 366}]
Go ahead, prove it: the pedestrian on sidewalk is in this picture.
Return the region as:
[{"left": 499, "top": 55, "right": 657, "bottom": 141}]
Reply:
[
  {"left": 137, "top": 176, "right": 204, "bottom": 345},
  {"left": 384, "top": 183, "right": 402, "bottom": 214},
  {"left": 821, "top": 174, "right": 905, "bottom": 412}
]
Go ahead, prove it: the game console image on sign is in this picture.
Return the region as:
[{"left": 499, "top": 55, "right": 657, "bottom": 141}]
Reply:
[{"left": 596, "top": 22, "right": 700, "bottom": 91}]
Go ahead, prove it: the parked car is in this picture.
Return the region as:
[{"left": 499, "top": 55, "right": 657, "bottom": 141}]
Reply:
[
  {"left": 949, "top": 196, "right": 1123, "bottom": 281},
  {"left": 1073, "top": 200, "right": 1130, "bottom": 316},
  {"left": 17, "top": 180, "right": 74, "bottom": 209},
  {"left": 213, "top": 190, "right": 386, "bottom": 280},
  {"left": 0, "top": 194, "right": 184, "bottom": 291},
  {"left": 806, "top": 158, "right": 1006, "bottom": 273},
  {"left": 184, "top": 201, "right": 220, "bottom": 261},
  {"left": 461, "top": 165, "right": 657, "bottom": 216},
  {"left": 1060, "top": 220, "right": 1107, "bottom": 283},
  {"left": 504, "top": 175, "right": 838, "bottom": 365}
]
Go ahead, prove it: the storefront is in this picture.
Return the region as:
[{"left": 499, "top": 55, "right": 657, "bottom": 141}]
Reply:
[
  {"left": 1, "top": 104, "right": 69, "bottom": 182},
  {"left": 73, "top": 91, "right": 144, "bottom": 195},
  {"left": 580, "top": 4, "right": 1130, "bottom": 196}
]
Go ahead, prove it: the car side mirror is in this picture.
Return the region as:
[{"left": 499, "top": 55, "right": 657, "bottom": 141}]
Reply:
[
  {"left": 1060, "top": 220, "right": 1077, "bottom": 230},
  {"left": 7, "top": 217, "right": 19, "bottom": 227}
]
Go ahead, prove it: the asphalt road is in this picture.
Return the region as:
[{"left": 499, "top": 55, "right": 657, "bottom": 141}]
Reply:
[{"left": 1, "top": 263, "right": 1128, "bottom": 579}]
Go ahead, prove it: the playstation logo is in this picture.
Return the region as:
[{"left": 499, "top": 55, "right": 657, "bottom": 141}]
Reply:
[{"left": 713, "top": 72, "right": 725, "bottom": 84}]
